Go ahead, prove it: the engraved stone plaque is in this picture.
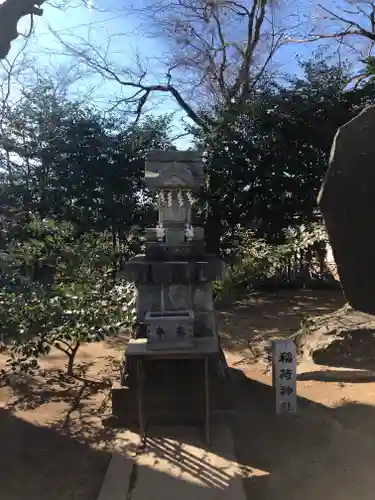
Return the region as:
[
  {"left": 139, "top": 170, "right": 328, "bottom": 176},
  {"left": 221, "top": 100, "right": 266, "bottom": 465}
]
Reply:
[{"left": 145, "top": 311, "right": 195, "bottom": 349}]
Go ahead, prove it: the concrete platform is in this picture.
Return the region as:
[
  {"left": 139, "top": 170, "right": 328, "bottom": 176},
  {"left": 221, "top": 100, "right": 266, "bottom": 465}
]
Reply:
[{"left": 97, "top": 424, "right": 246, "bottom": 500}]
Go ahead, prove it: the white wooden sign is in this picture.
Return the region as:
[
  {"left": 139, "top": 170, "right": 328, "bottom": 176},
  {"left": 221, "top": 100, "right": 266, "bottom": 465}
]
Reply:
[{"left": 272, "top": 339, "right": 297, "bottom": 415}]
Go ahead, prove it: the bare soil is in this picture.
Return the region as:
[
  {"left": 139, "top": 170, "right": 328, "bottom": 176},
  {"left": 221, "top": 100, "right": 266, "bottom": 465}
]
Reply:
[{"left": 4, "top": 288, "right": 375, "bottom": 500}]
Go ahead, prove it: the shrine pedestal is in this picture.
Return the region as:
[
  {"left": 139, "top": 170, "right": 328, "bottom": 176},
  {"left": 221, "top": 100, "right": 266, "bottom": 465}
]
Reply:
[
  {"left": 112, "top": 339, "right": 233, "bottom": 428},
  {"left": 111, "top": 150, "right": 231, "bottom": 433}
]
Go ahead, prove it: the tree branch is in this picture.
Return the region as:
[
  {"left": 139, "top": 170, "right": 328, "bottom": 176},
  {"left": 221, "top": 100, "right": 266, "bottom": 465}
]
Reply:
[
  {"left": 0, "top": 0, "right": 45, "bottom": 60},
  {"left": 50, "top": 27, "right": 214, "bottom": 129},
  {"left": 78, "top": 0, "right": 297, "bottom": 119},
  {"left": 290, "top": 0, "right": 375, "bottom": 47},
  {"left": 47, "top": 340, "right": 71, "bottom": 357},
  {"left": 318, "top": 3, "right": 375, "bottom": 42},
  {"left": 211, "top": 7, "right": 229, "bottom": 96}
]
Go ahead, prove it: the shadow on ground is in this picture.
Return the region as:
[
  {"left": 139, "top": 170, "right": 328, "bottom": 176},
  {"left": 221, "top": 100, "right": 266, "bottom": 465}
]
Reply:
[
  {"left": 232, "top": 367, "right": 375, "bottom": 500},
  {"left": 3, "top": 363, "right": 110, "bottom": 413},
  {"left": 100, "top": 365, "right": 375, "bottom": 500},
  {"left": 136, "top": 428, "right": 251, "bottom": 492},
  {"left": 4, "top": 364, "right": 375, "bottom": 500},
  {"left": 0, "top": 407, "right": 241, "bottom": 500},
  {"left": 312, "top": 328, "right": 375, "bottom": 371},
  {"left": 0, "top": 408, "right": 110, "bottom": 500}
]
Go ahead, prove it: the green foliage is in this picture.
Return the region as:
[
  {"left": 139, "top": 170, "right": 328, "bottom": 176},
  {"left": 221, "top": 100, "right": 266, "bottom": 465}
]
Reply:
[
  {"left": 362, "top": 56, "right": 375, "bottom": 79},
  {"left": 214, "top": 222, "right": 329, "bottom": 302},
  {"left": 0, "top": 82, "right": 170, "bottom": 238},
  {"left": 195, "top": 56, "right": 375, "bottom": 252},
  {"left": 0, "top": 215, "right": 135, "bottom": 376},
  {"left": 0, "top": 82, "right": 174, "bottom": 378},
  {"left": 283, "top": 222, "right": 327, "bottom": 253}
]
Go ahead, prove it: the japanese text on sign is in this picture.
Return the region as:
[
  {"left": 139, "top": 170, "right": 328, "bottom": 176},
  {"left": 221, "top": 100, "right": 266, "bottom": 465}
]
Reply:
[{"left": 272, "top": 339, "right": 297, "bottom": 415}]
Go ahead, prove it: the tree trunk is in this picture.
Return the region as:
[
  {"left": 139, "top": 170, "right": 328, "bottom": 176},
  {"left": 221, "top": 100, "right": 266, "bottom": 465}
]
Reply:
[
  {"left": 66, "top": 342, "right": 80, "bottom": 376},
  {"left": 317, "top": 243, "right": 326, "bottom": 277}
]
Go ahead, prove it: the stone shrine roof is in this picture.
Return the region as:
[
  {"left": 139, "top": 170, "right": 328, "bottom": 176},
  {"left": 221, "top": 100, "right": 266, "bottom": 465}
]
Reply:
[{"left": 145, "top": 150, "right": 204, "bottom": 191}]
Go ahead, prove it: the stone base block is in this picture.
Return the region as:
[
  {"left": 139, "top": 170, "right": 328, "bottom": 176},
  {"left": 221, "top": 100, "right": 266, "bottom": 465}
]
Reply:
[
  {"left": 145, "top": 242, "right": 205, "bottom": 261},
  {"left": 112, "top": 350, "right": 233, "bottom": 424},
  {"left": 120, "top": 347, "right": 227, "bottom": 387},
  {"left": 120, "top": 254, "right": 224, "bottom": 283},
  {"left": 111, "top": 385, "right": 233, "bottom": 425}
]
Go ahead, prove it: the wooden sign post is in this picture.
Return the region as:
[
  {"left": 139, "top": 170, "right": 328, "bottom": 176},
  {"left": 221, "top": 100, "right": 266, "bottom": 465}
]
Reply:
[{"left": 272, "top": 339, "right": 297, "bottom": 414}]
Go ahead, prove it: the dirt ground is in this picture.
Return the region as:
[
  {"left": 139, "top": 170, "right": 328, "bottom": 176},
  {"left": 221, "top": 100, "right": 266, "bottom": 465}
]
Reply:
[{"left": 4, "top": 288, "right": 375, "bottom": 500}]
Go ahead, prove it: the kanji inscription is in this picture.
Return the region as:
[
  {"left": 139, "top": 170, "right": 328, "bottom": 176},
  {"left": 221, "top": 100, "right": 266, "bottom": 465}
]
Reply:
[{"left": 272, "top": 339, "right": 297, "bottom": 415}]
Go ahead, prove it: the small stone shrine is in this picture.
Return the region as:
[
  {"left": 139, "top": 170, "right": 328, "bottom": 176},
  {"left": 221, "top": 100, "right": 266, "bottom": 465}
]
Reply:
[
  {"left": 112, "top": 150, "right": 231, "bottom": 424},
  {"left": 318, "top": 105, "right": 375, "bottom": 315}
]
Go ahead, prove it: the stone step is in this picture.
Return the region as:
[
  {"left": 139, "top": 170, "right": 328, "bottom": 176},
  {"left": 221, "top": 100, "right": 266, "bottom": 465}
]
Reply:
[{"left": 96, "top": 425, "right": 246, "bottom": 500}]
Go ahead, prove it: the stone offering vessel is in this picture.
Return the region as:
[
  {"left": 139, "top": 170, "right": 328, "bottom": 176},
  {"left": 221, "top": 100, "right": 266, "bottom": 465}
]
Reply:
[{"left": 319, "top": 105, "right": 375, "bottom": 315}]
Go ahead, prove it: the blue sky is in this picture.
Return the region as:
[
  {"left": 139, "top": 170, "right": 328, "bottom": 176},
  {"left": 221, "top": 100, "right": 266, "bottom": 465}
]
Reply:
[
  {"left": 13, "top": 1, "right": 197, "bottom": 144},
  {"left": 3, "top": 0, "right": 364, "bottom": 146}
]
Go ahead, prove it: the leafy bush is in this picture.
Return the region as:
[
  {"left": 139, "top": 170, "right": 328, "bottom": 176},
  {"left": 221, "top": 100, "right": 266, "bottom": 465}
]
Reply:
[
  {"left": 0, "top": 215, "right": 135, "bottom": 376},
  {"left": 214, "top": 223, "right": 329, "bottom": 303}
]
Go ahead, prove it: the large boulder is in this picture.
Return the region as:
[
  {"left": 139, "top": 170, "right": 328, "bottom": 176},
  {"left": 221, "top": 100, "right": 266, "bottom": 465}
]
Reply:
[{"left": 318, "top": 105, "right": 375, "bottom": 315}]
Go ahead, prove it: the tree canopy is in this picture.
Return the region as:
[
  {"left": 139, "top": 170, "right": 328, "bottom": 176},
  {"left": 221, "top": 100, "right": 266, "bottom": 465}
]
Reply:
[{"left": 197, "top": 57, "right": 375, "bottom": 252}]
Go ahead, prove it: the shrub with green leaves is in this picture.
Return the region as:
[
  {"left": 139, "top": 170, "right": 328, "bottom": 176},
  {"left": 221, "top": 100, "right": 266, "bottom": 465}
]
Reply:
[
  {"left": 214, "top": 223, "right": 329, "bottom": 303},
  {"left": 0, "top": 215, "right": 135, "bottom": 376}
]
